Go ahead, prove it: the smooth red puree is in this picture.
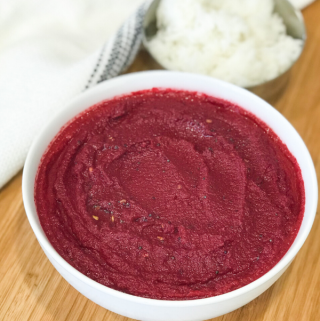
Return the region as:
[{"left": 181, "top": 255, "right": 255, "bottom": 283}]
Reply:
[{"left": 35, "top": 89, "right": 305, "bottom": 300}]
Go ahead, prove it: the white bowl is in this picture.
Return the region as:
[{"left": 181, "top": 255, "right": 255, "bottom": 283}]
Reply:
[{"left": 22, "top": 71, "right": 318, "bottom": 321}]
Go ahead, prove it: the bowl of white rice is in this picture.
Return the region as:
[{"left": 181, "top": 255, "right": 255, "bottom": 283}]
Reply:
[{"left": 143, "top": 0, "right": 306, "bottom": 102}]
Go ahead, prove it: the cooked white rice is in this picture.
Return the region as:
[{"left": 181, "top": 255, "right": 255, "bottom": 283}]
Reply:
[{"left": 146, "top": 0, "right": 303, "bottom": 87}]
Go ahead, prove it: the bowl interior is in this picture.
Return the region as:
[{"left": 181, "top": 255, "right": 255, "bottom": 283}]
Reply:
[{"left": 22, "top": 70, "right": 317, "bottom": 306}]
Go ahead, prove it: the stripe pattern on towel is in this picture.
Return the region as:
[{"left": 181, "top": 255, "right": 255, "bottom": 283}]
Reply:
[{"left": 85, "top": 0, "right": 152, "bottom": 89}]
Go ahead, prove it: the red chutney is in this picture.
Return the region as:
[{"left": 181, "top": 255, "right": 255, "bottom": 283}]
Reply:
[{"left": 35, "top": 89, "right": 305, "bottom": 300}]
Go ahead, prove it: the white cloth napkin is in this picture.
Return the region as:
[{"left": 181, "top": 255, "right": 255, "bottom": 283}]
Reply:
[{"left": 0, "top": 0, "right": 313, "bottom": 189}]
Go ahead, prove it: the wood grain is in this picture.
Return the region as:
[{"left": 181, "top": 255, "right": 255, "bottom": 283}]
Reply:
[{"left": 1, "top": 2, "right": 320, "bottom": 320}]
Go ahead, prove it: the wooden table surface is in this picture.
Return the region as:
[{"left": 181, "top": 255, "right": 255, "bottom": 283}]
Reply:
[{"left": 1, "top": 2, "right": 320, "bottom": 321}]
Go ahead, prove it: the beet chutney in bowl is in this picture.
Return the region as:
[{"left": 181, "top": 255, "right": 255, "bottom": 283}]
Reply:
[{"left": 23, "top": 71, "right": 317, "bottom": 320}]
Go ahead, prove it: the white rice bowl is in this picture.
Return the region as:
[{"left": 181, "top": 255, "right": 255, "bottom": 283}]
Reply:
[{"left": 146, "top": 0, "right": 303, "bottom": 87}]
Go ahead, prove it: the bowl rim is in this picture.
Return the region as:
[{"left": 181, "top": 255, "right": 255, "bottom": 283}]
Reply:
[{"left": 22, "top": 70, "right": 318, "bottom": 307}]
